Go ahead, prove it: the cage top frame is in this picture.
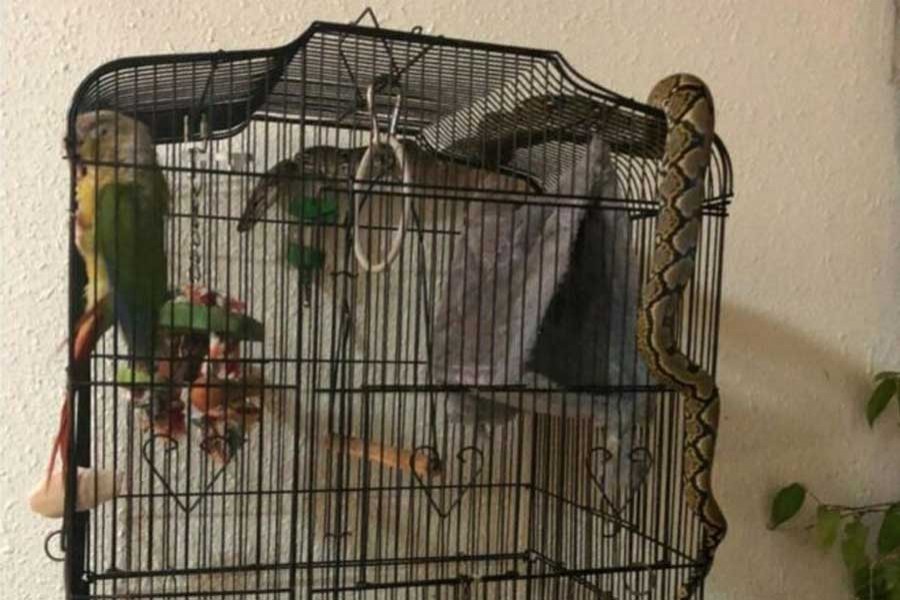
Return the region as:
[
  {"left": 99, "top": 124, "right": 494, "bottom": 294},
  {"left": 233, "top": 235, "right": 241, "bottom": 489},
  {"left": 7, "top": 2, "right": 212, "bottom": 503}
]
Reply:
[
  {"left": 68, "top": 19, "right": 643, "bottom": 132},
  {"left": 65, "top": 16, "right": 733, "bottom": 201}
]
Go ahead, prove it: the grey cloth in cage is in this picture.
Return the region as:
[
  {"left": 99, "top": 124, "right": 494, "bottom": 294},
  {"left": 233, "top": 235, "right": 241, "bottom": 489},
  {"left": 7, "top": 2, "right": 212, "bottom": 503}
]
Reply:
[{"left": 431, "top": 135, "right": 651, "bottom": 430}]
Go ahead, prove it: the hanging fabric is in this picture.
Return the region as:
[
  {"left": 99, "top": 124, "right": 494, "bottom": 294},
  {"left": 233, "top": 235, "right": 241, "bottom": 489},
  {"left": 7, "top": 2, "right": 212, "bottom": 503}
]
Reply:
[{"left": 430, "top": 135, "right": 651, "bottom": 428}]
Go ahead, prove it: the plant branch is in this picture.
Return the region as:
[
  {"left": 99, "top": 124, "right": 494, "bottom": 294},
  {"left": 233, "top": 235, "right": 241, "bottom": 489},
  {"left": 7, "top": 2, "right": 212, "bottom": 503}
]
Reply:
[{"left": 821, "top": 502, "right": 896, "bottom": 518}]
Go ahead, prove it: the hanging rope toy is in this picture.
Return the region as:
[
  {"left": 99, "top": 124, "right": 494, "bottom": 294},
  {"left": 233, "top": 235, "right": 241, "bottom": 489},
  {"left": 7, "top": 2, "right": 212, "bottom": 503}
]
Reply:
[{"left": 352, "top": 83, "right": 414, "bottom": 273}]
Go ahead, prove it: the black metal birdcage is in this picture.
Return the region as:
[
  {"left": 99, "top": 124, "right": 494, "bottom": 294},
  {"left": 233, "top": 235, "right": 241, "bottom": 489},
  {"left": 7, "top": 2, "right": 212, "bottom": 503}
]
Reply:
[{"left": 52, "top": 9, "right": 732, "bottom": 600}]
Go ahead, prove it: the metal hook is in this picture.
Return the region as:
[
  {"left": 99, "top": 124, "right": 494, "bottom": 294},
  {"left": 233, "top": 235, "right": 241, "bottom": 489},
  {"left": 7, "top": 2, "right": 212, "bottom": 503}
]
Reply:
[
  {"left": 364, "top": 82, "right": 404, "bottom": 142},
  {"left": 365, "top": 83, "right": 379, "bottom": 144},
  {"left": 184, "top": 115, "right": 209, "bottom": 196},
  {"left": 182, "top": 114, "right": 210, "bottom": 152},
  {"left": 388, "top": 89, "right": 403, "bottom": 137},
  {"left": 43, "top": 529, "right": 66, "bottom": 562}
]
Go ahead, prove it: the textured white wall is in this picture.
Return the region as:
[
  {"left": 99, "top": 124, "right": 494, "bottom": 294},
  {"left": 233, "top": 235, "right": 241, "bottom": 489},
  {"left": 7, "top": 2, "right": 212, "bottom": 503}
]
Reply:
[{"left": 1, "top": 1, "right": 898, "bottom": 599}]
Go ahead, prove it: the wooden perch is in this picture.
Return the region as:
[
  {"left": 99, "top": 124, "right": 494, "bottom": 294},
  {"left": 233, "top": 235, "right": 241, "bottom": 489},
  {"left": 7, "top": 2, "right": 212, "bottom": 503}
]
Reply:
[{"left": 323, "top": 433, "right": 442, "bottom": 479}]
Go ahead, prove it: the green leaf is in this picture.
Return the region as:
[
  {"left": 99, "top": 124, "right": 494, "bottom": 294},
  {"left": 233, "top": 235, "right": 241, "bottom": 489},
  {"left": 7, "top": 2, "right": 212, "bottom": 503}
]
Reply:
[
  {"left": 879, "top": 505, "right": 900, "bottom": 556},
  {"left": 870, "top": 568, "right": 890, "bottom": 600},
  {"left": 867, "top": 378, "right": 898, "bottom": 427},
  {"left": 874, "top": 372, "right": 900, "bottom": 382},
  {"left": 817, "top": 506, "right": 842, "bottom": 550},
  {"left": 881, "top": 557, "right": 900, "bottom": 599},
  {"left": 843, "top": 519, "right": 872, "bottom": 596},
  {"left": 844, "top": 519, "right": 871, "bottom": 571},
  {"left": 769, "top": 483, "right": 806, "bottom": 529}
]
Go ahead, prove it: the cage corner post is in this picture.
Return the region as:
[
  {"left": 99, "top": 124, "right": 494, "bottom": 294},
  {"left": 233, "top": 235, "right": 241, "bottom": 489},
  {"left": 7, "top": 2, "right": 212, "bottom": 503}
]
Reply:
[{"left": 64, "top": 182, "right": 91, "bottom": 600}]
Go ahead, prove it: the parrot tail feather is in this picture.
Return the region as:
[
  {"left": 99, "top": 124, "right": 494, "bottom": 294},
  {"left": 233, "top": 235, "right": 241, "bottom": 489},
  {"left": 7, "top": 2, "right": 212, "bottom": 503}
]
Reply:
[
  {"left": 45, "top": 400, "right": 70, "bottom": 489},
  {"left": 46, "top": 299, "right": 107, "bottom": 488},
  {"left": 73, "top": 299, "right": 107, "bottom": 362}
]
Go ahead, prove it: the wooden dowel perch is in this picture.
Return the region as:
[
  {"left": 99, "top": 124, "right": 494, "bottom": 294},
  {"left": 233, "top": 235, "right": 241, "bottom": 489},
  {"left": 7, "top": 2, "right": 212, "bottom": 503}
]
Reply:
[{"left": 324, "top": 433, "right": 442, "bottom": 479}]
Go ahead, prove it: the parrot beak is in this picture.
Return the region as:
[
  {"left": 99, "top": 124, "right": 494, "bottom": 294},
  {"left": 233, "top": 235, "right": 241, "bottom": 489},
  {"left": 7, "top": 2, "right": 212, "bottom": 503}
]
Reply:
[
  {"left": 63, "top": 135, "right": 86, "bottom": 178},
  {"left": 62, "top": 135, "right": 74, "bottom": 159}
]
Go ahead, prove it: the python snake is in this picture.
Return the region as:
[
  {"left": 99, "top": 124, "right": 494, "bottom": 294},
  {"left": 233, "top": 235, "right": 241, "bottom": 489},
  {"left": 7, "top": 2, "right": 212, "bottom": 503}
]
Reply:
[{"left": 636, "top": 74, "right": 726, "bottom": 599}]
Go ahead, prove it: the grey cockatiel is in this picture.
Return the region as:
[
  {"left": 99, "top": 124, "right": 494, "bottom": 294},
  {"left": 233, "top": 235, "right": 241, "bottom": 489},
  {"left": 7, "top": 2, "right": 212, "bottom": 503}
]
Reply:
[{"left": 237, "top": 146, "right": 367, "bottom": 232}]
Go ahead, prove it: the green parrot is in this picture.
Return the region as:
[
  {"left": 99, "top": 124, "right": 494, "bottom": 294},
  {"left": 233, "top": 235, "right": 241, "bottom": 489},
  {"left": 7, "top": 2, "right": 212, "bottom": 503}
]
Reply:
[
  {"left": 49, "top": 110, "right": 169, "bottom": 484},
  {"left": 237, "top": 145, "right": 366, "bottom": 232}
]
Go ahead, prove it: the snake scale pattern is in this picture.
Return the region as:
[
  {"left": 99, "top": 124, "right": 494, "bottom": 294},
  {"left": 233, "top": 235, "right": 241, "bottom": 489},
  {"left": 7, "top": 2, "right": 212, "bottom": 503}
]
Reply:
[{"left": 636, "top": 73, "right": 726, "bottom": 599}]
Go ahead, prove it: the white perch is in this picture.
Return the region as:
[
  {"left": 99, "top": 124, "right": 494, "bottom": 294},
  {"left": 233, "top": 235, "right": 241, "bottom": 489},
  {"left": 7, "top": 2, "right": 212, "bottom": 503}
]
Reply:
[{"left": 28, "top": 468, "right": 119, "bottom": 519}]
